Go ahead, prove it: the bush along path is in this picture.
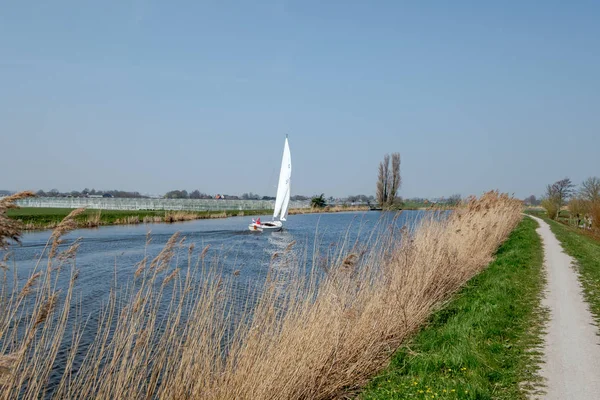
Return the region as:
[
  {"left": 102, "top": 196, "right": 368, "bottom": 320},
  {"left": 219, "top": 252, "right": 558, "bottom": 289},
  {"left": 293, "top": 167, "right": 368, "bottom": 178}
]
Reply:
[
  {"left": 360, "top": 217, "right": 547, "bottom": 399},
  {"left": 529, "top": 215, "right": 600, "bottom": 400}
]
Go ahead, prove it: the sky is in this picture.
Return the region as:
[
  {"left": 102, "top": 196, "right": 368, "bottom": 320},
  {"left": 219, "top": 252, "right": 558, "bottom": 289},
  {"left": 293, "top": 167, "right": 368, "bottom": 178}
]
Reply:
[{"left": 1, "top": 1, "right": 599, "bottom": 199}]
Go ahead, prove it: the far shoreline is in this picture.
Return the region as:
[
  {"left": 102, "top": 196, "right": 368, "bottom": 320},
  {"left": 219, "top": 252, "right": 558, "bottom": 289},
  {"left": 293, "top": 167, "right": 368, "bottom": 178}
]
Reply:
[{"left": 8, "top": 205, "right": 375, "bottom": 232}]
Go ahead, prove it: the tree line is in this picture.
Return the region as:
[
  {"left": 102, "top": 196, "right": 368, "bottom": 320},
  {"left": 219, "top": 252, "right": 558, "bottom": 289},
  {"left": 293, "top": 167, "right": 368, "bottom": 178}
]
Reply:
[
  {"left": 2, "top": 188, "right": 379, "bottom": 202},
  {"left": 34, "top": 189, "right": 146, "bottom": 198},
  {"left": 541, "top": 176, "right": 600, "bottom": 230}
]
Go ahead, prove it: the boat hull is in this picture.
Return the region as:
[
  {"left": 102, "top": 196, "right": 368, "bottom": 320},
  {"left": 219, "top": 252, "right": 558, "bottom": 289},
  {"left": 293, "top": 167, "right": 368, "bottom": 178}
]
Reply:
[{"left": 248, "top": 221, "right": 283, "bottom": 232}]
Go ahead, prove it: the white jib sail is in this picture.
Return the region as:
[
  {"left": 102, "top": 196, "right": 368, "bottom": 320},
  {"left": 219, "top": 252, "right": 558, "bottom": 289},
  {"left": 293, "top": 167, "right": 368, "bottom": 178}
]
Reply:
[{"left": 272, "top": 137, "right": 292, "bottom": 221}]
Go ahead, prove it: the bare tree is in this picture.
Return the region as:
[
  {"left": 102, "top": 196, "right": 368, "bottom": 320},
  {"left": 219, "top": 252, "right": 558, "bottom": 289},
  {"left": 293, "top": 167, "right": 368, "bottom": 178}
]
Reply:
[
  {"left": 376, "top": 156, "right": 389, "bottom": 207},
  {"left": 552, "top": 178, "right": 575, "bottom": 211},
  {"left": 382, "top": 154, "right": 390, "bottom": 204},
  {"left": 524, "top": 195, "right": 539, "bottom": 206},
  {"left": 376, "top": 153, "right": 401, "bottom": 208},
  {"left": 579, "top": 177, "right": 600, "bottom": 203},
  {"left": 447, "top": 194, "right": 462, "bottom": 206},
  {"left": 542, "top": 178, "right": 575, "bottom": 219},
  {"left": 387, "top": 153, "right": 401, "bottom": 207}
]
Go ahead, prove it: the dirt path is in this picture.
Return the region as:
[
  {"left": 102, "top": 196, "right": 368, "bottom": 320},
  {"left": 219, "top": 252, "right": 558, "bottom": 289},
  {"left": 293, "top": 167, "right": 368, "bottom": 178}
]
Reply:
[{"left": 529, "top": 216, "right": 600, "bottom": 399}]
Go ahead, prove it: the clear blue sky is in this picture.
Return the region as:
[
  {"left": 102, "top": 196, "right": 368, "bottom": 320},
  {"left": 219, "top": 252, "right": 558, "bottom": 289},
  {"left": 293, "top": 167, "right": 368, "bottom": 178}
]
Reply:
[{"left": 1, "top": 1, "right": 599, "bottom": 199}]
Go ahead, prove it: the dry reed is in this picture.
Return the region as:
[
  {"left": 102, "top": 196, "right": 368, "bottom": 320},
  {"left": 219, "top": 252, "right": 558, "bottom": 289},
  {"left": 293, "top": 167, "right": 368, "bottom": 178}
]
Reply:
[
  {"left": 208, "top": 211, "right": 227, "bottom": 219},
  {"left": 143, "top": 215, "right": 164, "bottom": 223},
  {"left": 0, "top": 191, "right": 522, "bottom": 399},
  {"left": 1, "top": 194, "right": 80, "bottom": 398},
  {"left": 164, "top": 211, "right": 200, "bottom": 223},
  {"left": 85, "top": 211, "right": 102, "bottom": 228},
  {"left": 48, "top": 208, "right": 85, "bottom": 259},
  {"left": 0, "top": 191, "right": 35, "bottom": 248},
  {"left": 115, "top": 215, "right": 141, "bottom": 225}
]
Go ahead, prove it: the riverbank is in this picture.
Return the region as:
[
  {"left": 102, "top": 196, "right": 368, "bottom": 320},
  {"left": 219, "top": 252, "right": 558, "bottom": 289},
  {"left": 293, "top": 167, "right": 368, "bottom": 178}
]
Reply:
[
  {"left": 7, "top": 206, "right": 373, "bottom": 230},
  {"left": 288, "top": 205, "right": 371, "bottom": 214},
  {"left": 360, "top": 217, "right": 547, "bottom": 399},
  {"left": 6, "top": 207, "right": 270, "bottom": 230}
]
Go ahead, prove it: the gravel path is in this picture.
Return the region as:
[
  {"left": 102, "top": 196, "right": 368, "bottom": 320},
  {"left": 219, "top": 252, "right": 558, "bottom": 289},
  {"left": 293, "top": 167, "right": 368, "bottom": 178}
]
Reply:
[{"left": 530, "top": 216, "right": 600, "bottom": 399}]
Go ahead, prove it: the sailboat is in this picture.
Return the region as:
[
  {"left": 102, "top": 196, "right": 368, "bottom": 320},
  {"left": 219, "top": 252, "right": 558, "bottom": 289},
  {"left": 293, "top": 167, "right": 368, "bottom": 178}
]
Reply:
[{"left": 249, "top": 136, "right": 291, "bottom": 232}]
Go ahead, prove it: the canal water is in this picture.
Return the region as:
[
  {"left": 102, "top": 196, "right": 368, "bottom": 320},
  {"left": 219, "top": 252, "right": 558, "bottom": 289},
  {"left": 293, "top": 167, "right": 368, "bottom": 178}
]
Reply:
[{"left": 2, "top": 210, "right": 428, "bottom": 393}]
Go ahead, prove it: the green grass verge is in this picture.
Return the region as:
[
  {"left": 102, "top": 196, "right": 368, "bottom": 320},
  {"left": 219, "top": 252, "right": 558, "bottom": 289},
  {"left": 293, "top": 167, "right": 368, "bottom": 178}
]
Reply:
[
  {"left": 7, "top": 207, "right": 273, "bottom": 230},
  {"left": 534, "top": 215, "right": 600, "bottom": 328},
  {"left": 7, "top": 208, "right": 162, "bottom": 226},
  {"left": 360, "top": 217, "right": 546, "bottom": 400}
]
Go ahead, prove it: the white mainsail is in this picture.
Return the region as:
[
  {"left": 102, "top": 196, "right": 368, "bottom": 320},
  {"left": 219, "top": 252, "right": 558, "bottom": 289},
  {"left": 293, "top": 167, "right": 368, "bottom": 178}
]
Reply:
[
  {"left": 280, "top": 179, "right": 291, "bottom": 221},
  {"left": 272, "top": 137, "right": 292, "bottom": 221}
]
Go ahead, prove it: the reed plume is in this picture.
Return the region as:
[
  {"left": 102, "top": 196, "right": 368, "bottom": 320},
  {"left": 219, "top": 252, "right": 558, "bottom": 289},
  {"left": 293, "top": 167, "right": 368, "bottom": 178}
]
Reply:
[
  {"left": 48, "top": 208, "right": 85, "bottom": 258},
  {"left": 0, "top": 191, "right": 35, "bottom": 249}
]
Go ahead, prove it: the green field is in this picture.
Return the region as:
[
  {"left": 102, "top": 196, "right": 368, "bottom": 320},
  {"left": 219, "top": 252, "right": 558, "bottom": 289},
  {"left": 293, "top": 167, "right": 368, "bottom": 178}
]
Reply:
[
  {"left": 360, "top": 217, "right": 546, "bottom": 399},
  {"left": 401, "top": 200, "right": 430, "bottom": 210},
  {"left": 7, "top": 207, "right": 273, "bottom": 230}
]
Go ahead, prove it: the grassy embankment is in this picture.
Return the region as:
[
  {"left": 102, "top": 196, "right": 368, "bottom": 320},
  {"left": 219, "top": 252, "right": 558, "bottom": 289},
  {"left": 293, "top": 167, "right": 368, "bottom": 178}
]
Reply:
[
  {"left": 528, "top": 210, "right": 600, "bottom": 328},
  {"left": 401, "top": 200, "right": 439, "bottom": 210},
  {"left": 288, "top": 205, "right": 371, "bottom": 214},
  {"left": 360, "top": 216, "right": 546, "bottom": 399},
  {"left": 6, "top": 207, "right": 273, "bottom": 230},
  {"left": 1, "top": 192, "right": 524, "bottom": 399},
  {"left": 8, "top": 205, "right": 372, "bottom": 230}
]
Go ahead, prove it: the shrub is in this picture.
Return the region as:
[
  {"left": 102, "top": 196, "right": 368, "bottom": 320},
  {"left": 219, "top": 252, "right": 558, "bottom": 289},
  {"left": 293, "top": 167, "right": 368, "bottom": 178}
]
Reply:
[
  {"left": 591, "top": 201, "right": 600, "bottom": 231},
  {"left": 568, "top": 197, "right": 591, "bottom": 225},
  {"left": 541, "top": 198, "right": 559, "bottom": 220}
]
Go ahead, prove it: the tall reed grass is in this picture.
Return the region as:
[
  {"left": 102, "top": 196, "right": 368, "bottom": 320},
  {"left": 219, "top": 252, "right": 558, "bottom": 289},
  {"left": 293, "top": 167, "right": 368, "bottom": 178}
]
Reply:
[
  {"left": 0, "top": 191, "right": 522, "bottom": 399},
  {"left": 85, "top": 210, "right": 102, "bottom": 228}
]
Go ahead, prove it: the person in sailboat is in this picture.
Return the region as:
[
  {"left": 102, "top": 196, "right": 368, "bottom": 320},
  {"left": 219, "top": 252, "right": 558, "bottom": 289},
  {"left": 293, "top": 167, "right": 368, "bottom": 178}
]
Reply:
[{"left": 248, "top": 136, "right": 290, "bottom": 232}]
